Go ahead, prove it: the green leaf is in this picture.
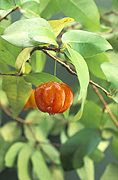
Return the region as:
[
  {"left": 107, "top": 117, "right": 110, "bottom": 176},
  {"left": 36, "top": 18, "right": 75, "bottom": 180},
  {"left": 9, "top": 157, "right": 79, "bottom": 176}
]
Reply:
[
  {"left": 100, "top": 163, "right": 118, "bottom": 180},
  {"left": 101, "top": 62, "right": 118, "bottom": 89},
  {"left": 24, "top": 72, "right": 61, "bottom": 87},
  {"left": 39, "top": 0, "right": 60, "bottom": 19},
  {"left": 58, "top": 0, "right": 103, "bottom": 31},
  {"left": 60, "top": 127, "right": 102, "bottom": 170},
  {"left": 28, "top": 27, "right": 58, "bottom": 46},
  {"left": 86, "top": 52, "right": 110, "bottom": 79},
  {"left": 89, "top": 148, "right": 105, "bottom": 162},
  {"left": 0, "top": 0, "right": 15, "bottom": 10},
  {"left": 0, "top": 121, "right": 22, "bottom": 142},
  {"left": 0, "top": 60, "right": 9, "bottom": 73},
  {"left": 0, "top": 135, "right": 12, "bottom": 173},
  {"left": 62, "top": 30, "right": 112, "bottom": 58},
  {"left": 24, "top": 109, "right": 54, "bottom": 141},
  {"left": 0, "top": 10, "right": 11, "bottom": 28},
  {"left": 2, "top": 73, "right": 32, "bottom": 118},
  {"left": 111, "top": 133, "right": 118, "bottom": 160},
  {"left": 67, "top": 45, "right": 89, "bottom": 100},
  {"left": 48, "top": 17, "right": 74, "bottom": 37},
  {"left": 101, "top": 62, "right": 118, "bottom": 103},
  {"left": 80, "top": 101, "right": 108, "bottom": 127},
  {"left": 31, "top": 50, "right": 46, "bottom": 72},
  {"left": 2, "top": 18, "right": 57, "bottom": 47},
  {"left": 17, "top": 144, "right": 33, "bottom": 180},
  {"left": 0, "top": 37, "right": 22, "bottom": 67},
  {"left": 50, "top": 166, "right": 64, "bottom": 180},
  {"left": 76, "top": 157, "right": 94, "bottom": 180},
  {"left": 15, "top": 47, "right": 33, "bottom": 73},
  {"left": 31, "top": 149, "right": 52, "bottom": 180},
  {"left": 5, "top": 142, "right": 25, "bottom": 167},
  {"left": 41, "top": 143, "right": 60, "bottom": 164},
  {"left": 71, "top": 92, "right": 87, "bottom": 122},
  {"left": 20, "top": 1, "right": 40, "bottom": 18}
]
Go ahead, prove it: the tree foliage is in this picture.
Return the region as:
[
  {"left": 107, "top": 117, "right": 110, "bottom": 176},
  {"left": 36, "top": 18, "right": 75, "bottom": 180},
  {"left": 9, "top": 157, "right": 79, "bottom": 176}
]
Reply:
[{"left": 0, "top": 0, "right": 118, "bottom": 179}]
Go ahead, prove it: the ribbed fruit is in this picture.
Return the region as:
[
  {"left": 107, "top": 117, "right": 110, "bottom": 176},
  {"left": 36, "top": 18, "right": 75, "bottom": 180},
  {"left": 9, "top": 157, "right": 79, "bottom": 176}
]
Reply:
[{"left": 35, "top": 81, "right": 73, "bottom": 114}]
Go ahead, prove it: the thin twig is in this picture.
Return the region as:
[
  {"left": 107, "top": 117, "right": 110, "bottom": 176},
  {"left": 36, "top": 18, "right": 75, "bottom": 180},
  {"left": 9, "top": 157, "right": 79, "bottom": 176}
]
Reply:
[
  {"left": 92, "top": 85, "right": 118, "bottom": 128},
  {"left": 0, "top": 6, "right": 19, "bottom": 22},
  {"left": 0, "top": 103, "right": 37, "bottom": 125}
]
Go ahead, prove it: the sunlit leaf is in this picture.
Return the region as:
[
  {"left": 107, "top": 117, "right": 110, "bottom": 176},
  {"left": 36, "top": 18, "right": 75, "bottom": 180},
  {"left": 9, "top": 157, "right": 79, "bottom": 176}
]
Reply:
[
  {"left": 67, "top": 45, "right": 89, "bottom": 100},
  {"left": 20, "top": 1, "right": 40, "bottom": 18},
  {"left": 0, "top": 0, "right": 15, "bottom": 10},
  {"left": 0, "top": 121, "right": 21, "bottom": 142},
  {"left": 5, "top": 142, "right": 25, "bottom": 167},
  {"left": 15, "top": 47, "right": 33, "bottom": 73},
  {"left": 86, "top": 52, "right": 110, "bottom": 79},
  {"left": 17, "top": 144, "right": 33, "bottom": 180},
  {"left": 49, "top": 17, "right": 74, "bottom": 37},
  {"left": 76, "top": 157, "right": 94, "bottom": 180},
  {"left": 62, "top": 30, "right": 112, "bottom": 58},
  {"left": 100, "top": 163, "right": 118, "bottom": 180},
  {"left": 31, "top": 149, "right": 52, "bottom": 180},
  {"left": 58, "top": 0, "right": 105, "bottom": 31},
  {"left": 2, "top": 18, "right": 57, "bottom": 47}
]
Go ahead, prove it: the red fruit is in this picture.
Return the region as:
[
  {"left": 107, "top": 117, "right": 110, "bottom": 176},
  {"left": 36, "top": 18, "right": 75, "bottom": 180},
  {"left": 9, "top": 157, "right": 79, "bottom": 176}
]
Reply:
[{"left": 35, "top": 81, "right": 73, "bottom": 114}]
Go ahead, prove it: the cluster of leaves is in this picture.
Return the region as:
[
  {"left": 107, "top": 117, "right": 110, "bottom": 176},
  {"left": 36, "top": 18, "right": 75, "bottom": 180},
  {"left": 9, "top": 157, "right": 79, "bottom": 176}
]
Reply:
[{"left": 0, "top": 0, "right": 118, "bottom": 180}]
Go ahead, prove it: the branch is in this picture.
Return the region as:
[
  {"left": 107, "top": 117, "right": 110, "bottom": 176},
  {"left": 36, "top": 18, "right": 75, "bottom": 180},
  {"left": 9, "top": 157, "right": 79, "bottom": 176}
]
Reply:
[
  {"left": 42, "top": 50, "right": 111, "bottom": 97},
  {"left": 0, "top": 103, "right": 37, "bottom": 125},
  {"left": 92, "top": 85, "right": 118, "bottom": 128},
  {"left": 0, "top": 6, "right": 19, "bottom": 22}
]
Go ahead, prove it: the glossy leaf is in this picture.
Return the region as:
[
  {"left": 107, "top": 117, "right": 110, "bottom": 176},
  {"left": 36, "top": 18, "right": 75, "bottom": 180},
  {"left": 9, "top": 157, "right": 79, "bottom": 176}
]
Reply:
[
  {"left": 62, "top": 30, "right": 112, "bottom": 58},
  {"left": 58, "top": 0, "right": 102, "bottom": 31},
  {"left": 31, "top": 149, "right": 52, "bottom": 180},
  {"left": 28, "top": 27, "right": 58, "bottom": 46},
  {"left": 0, "top": 10, "right": 11, "bottom": 28},
  {"left": 17, "top": 144, "right": 33, "bottom": 180},
  {"left": 2, "top": 73, "right": 32, "bottom": 118},
  {"left": 0, "top": 37, "right": 22, "bottom": 67},
  {"left": 0, "top": 121, "right": 21, "bottom": 142},
  {"left": 15, "top": 47, "right": 33, "bottom": 73},
  {"left": 100, "top": 163, "right": 118, "bottom": 180},
  {"left": 20, "top": 1, "right": 40, "bottom": 18},
  {"left": 60, "top": 127, "right": 102, "bottom": 170},
  {"left": 39, "top": 0, "right": 60, "bottom": 19},
  {"left": 2, "top": 18, "right": 57, "bottom": 47},
  {"left": 76, "top": 157, "right": 94, "bottom": 180},
  {"left": 86, "top": 52, "right": 110, "bottom": 79},
  {"left": 48, "top": 17, "right": 74, "bottom": 37},
  {"left": 5, "top": 142, "right": 25, "bottom": 167},
  {"left": 67, "top": 45, "right": 89, "bottom": 100},
  {"left": 24, "top": 72, "right": 61, "bottom": 87},
  {"left": 0, "top": 0, "right": 15, "bottom": 10}
]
